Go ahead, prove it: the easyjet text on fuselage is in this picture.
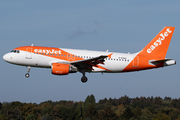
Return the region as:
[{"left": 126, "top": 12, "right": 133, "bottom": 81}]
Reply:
[{"left": 34, "top": 49, "right": 61, "bottom": 54}]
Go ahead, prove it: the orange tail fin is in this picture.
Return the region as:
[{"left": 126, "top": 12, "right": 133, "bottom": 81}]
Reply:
[{"left": 139, "top": 26, "right": 175, "bottom": 58}]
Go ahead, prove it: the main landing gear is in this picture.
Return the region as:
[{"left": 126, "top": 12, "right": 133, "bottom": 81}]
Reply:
[
  {"left": 80, "top": 70, "right": 88, "bottom": 83},
  {"left": 25, "top": 66, "right": 30, "bottom": 78},
  {"left": 81, "top": 76, "right": 88, "bottom": 83}
]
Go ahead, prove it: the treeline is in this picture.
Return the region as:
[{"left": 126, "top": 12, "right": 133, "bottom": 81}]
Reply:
[{"left": 0, "top": 95, "right": 180, "bottom": 120}]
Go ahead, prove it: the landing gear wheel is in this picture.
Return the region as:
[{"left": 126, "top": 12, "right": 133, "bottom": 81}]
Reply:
[
  {"left": 81, "top": 76, "right": 88, "bottom": 83},
  {"left": 25, "top": 66, "right": 31, "bottom": 78},
  {"left": 25, "top": 73, "right": 30, "bottom": 78}
]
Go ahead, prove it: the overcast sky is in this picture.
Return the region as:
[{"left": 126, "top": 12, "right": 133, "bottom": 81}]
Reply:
[{"left": 1, "top": 0, "right": 180, "bottom": 104}]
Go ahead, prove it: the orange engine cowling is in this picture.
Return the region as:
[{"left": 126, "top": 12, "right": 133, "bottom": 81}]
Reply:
[{"left": 51, "top": 63, "right": 77, "bottom": 75}]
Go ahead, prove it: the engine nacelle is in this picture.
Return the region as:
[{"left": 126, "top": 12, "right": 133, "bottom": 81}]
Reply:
[{"left": 51, "top": 63, "right": 77, "bottom": 75}]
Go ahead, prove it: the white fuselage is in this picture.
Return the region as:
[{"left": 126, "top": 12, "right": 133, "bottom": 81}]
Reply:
[{"left": 3, "top": 48, "right": 137, "bottom": 73}]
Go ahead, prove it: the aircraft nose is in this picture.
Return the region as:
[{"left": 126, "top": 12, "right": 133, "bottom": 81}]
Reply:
[{"left": 3, "top": 54, "right": 10, "bottom": 62}]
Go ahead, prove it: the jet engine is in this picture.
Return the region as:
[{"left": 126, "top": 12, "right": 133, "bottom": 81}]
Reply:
[{"left": 51, "top": 63, "right": 77, "bottom": 75}]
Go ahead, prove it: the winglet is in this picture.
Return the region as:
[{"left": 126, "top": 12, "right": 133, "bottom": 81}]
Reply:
[{"left": 107, "top": 53, "right": 113, "bottom": 58}]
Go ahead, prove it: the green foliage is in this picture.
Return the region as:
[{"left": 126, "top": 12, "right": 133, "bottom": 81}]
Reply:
[
  {"left": 41, "top": 115, "right": 51, "bottom": 120},
  {"left": 84, "top": 94, "right": 96, "bottom": 105},
  {"left": 153, "top": 113, "right": 171, "bottom": 120},
  {"left": 121, "top": 106, "right": 134, "bottom": 120},
  {"left": 0, "top": 95, "right": 180, "bottom": 120},
  {"left": 140, "top": 109, "right": 153, "bottom": 120},
  {"left": 26, "top": 114, "right": 36, "bottom": 120},
  {"left": 75, "top": 104, "right": 83, "bottom": 120},
  {"left": 84, "top": 104, "right": 97, "bottom": 119},
  {"left": 98, "top": 106, "right": 119, "bottom": 120},
  {"left": 133, "top": 107, "right": 142, "bottom": 117}
]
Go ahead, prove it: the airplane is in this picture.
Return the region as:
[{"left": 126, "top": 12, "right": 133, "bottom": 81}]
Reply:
[{"left": 3, "top": 26, "right": 176, "bottom": 83}]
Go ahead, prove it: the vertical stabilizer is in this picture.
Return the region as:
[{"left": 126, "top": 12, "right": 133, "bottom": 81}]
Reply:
[{"left": 139, "top": 26, "right": 175, "bottom": 58}]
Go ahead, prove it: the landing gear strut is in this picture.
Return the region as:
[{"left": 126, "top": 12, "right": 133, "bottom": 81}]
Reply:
[
  {"left": 25, "top": 66, "right": 31, "bottom": 78},
  {"left": 80, "top": 69, "right": 88, "bottom": 83}
]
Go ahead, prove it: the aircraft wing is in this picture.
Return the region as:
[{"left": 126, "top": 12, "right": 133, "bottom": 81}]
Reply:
[{"left": 71, "top": 53, "right": 113, "bottom": 71}]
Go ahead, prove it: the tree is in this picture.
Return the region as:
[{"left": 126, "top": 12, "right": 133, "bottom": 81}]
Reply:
[
  {"left": 153, "top": 113, "right": 170, "bottom": 120},
  {"left": 98, "top": 106, "right": 118, "bottom": 120},
  {"left": 153, "top": 97, "right": 162, "bottom": 108},
  {"left": 49, "top": 106, "right": 60, "bottom": 119},
  {"left": 121, "top": 106, "right": 134, "bottom": 120},
  {"left": 41, "top": 115, "right": 51, "bottom": 120},
  {"left": 84, "top": 104, "right": 97, "bottom": 119},
  {"left": 75, "top": 104, "right": 83, "bottom": 120},
  {"left": 12, "top": 106, "right": 23, "bottom": 120},
  {"left": 133, "top": 107, "right": 142, "bottom": 118},
  {"left": 26, "top": 114, "right": 36, "bottom": 120},
  {"left": 140, "top": 109, "right": 153, "bottom": 120},
  {"left": 118, "top": 95, "right": 131, "bottom": 105},
  {"left": 84, "top": 95, "right": 96, "bottom": 106}
]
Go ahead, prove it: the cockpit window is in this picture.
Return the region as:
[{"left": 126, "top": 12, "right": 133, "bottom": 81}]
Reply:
[{"left": 11, "top": 50, "right": 20, "bottom": 53}]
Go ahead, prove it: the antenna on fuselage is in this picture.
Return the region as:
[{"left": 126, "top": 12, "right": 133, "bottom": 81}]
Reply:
[{"left": 31, "top": 44, "right": 34, "bottom": 46}]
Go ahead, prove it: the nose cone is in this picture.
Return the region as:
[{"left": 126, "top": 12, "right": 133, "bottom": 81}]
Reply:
[
  {"left": 3, "top": 54, "right": 8, "bottom": 62},
  {"left": 3, "top": 53, "right": 11, "bottom": 63}
]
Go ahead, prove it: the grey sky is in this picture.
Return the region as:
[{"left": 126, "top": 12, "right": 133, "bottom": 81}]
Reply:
[{"left": 0, "top": 0, "right": 180, "bottom": 103}]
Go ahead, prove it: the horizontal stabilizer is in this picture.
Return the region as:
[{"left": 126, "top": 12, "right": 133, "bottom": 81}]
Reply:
[{"left": 150, "top": 59, "right": 176, "bottom": 66}]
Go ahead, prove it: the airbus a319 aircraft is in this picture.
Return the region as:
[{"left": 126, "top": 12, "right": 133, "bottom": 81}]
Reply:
[{"left": 3, "top": 26, "right": 176, "bottom": 83}]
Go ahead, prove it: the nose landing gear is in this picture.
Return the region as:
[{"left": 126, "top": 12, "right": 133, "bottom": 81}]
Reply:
[{"left": 25, "top": 66, "right": 30, "bottom": 78}]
